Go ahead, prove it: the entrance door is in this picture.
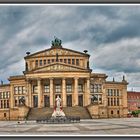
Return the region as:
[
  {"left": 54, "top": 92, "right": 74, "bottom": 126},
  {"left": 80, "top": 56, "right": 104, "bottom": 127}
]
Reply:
[
  {"left": 78, "top": 95, "right": 83, "bottom": 106},
  {"left": 44, "top": 95, "right": 50, "bottom": 107},
  {"left": 67, "top": 95, "right": 72, "bottom": 107},
  {"left": 33, "top": 95, "right": 38, "bottom": 108}
]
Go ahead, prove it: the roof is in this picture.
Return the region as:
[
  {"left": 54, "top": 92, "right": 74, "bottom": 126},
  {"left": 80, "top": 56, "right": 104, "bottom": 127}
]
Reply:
[
  {"left": 91, "top": 73, "right": 108, "bottom": 78},
  {"left": 0, "top": 84, "right": 10, "bottom": 87},
  {"left": 127, "top": 91, "right": 140, "bottom": 96},
  {"left": 8, "top": 75, "right": 25, "bottom": 81},
  {"left": 105, "top": 81, "right": 128, "bottom": 85},
  {"left": 24, "top": 46, "right": 90, "bottom": 59}
]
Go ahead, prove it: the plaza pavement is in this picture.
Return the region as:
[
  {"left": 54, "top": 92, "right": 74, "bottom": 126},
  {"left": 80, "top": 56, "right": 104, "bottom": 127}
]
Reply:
[{"left": 0, "top": 118, "right": 140, "bottom": 136}]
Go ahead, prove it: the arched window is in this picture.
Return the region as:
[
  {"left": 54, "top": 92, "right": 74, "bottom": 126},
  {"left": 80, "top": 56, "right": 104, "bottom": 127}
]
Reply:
[{"left": 111, "top": 110, "right": 113, "bottom": 114}]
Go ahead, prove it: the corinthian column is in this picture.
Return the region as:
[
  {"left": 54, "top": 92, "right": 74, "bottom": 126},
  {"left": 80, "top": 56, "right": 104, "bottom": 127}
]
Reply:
[
  {"left": 84, "top": 78, "right": 90, "bottom": 106},
  {"left": 73, "top": 77, "right": 78, "bottom": 106},
  {"left": 62, "top": 78, "right": 66, "bottom": 107},
  {"left": 50, "top": 78, "right": 54, "bottom": 108},
  {"left": 37, "top": 78, "right": 42, "bottom": 108}
]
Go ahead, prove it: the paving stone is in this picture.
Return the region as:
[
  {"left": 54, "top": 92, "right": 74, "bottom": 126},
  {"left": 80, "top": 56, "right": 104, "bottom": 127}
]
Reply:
[{"left": 0, "top": 118, "right": 139, "bottom": 135}]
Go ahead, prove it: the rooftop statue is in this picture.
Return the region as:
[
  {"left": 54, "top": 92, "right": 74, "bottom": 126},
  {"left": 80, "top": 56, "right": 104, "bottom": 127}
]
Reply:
[{"left": 51, "top": 36, "right": 62, "bottom": 47}]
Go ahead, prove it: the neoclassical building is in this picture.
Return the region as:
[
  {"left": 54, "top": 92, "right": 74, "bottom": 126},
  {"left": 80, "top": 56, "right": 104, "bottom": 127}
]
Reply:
[{"left": 0, "top": 38, "right": 128, "bottom": 120}]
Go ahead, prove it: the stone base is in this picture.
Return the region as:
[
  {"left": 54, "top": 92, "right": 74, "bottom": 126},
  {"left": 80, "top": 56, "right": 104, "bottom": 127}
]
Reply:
[{"left": 36, "top": 116, "right": 80, "bottom": 124}]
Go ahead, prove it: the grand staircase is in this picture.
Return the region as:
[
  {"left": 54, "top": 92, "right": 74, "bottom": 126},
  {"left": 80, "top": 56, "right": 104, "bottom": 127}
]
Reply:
[
  {"left": 27, "top": 106, "right": 91, "bottom": 120},
  {"left": 27, "top": 107, "right": 53, "bottom": 120},
  {"left": 63, "top": 106, "right": 92, "bottom": 119}
]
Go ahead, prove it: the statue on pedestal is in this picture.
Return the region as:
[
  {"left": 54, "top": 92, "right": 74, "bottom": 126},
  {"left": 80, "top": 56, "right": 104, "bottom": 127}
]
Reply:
[{"left": 52, "top": 95, "right": 65, "bottom": 117}]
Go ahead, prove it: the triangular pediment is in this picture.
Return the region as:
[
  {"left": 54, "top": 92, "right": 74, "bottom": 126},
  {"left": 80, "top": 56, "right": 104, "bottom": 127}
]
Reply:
[
  {"left": 25, "top": 47, "right": 89, "bottom": 59},
  {"left": 32, "top": 63, "right": 88, "bottom": 72}
]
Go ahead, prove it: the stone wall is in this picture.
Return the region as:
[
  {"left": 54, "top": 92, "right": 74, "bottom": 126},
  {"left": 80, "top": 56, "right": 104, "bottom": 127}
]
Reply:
[
  {"left": 87, "top": 105, "right": 127, "bottom": 119},
  {"left": 0, "top": 106, "right": 30, "bottom": 120}
]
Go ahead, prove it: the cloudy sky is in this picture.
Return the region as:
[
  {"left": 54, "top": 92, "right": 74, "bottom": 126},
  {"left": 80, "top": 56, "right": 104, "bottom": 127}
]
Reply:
[{"left": 0, "top": 4, "right": 140, "bottom": 91}]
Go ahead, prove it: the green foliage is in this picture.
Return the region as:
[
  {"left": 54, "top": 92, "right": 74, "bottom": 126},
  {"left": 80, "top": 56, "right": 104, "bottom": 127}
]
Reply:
[{"left": 131, "top": 110, "right": 140, "bottom": 117}]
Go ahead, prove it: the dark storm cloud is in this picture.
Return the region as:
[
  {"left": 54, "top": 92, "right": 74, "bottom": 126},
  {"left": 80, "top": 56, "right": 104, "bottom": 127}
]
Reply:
[{"left": 0, "top": 5, "right": 140, "bottom": 90}]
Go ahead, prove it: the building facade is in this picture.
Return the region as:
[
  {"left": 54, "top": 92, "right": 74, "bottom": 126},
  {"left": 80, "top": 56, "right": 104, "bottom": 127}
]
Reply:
[
  {"left": 127, "top": 91, "right": 140, "bottom": 112},
  {"left": 0, "top": 38, "right": 128, "bottom": 120}
]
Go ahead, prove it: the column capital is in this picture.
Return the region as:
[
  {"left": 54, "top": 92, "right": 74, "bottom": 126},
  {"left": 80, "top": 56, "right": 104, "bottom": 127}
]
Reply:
[
  {"left": 26, "top": 78, "right": 32, "bottom": 83},
  {"left": 74, "top": 77, "right": 79, "bottom": 80},
  {"left": 86, "top": 77, "right": 90, "bottom": 81},
  {"left": 49, "top": 78, "right": 54, "bottom": 80},
  {"left": 37, "top": 78, "right": 42, "bottom": 81}
]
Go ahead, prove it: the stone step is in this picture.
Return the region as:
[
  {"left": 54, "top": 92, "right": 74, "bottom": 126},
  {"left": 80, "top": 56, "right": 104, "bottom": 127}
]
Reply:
[{"left": 27, "top": 106, "right": 91, "bottom": 120}]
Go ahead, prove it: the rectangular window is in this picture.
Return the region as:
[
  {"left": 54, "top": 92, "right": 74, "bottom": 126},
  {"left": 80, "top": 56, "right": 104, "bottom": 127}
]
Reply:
[
  {"left": 108, "top": 98, "right": 110, "bottom": 106},
  {"left": 35, "top": 60, "right": 38, "bottom": 67},
  {"left": 93, "top": 84, "right": 101, "bottom": 93},
  {"left": 90, "top": 84, "right": 94, "bottom": 93},
  {"left": 117, "top": 98, "right": 119, "bottom": 106},
  {"left": 7, "top": 92, "right": 10, "bottom": 98},
  {"left": 44, "top": 59, "right": 46, "bottom": 65},
  {"left": 76, "top": 59, "right": 79, "bottom": 66},
  {"left": 44, "top": 85, "right": 50, "bottom": 93},
  {"left": 33, "top": 85, "right": 38, "bottom": 93},
  {"left": 4, "top": 92, "right": 6, "bottom": 99},
  {"left": 66, "top": 85, "right": 72, "bottom": 93},
  {"left": 64, "top": 59, "right": 67, "bottom": 63},
  {"left": 4, "top": 113, "right": 6, "bottom": 118},
  {"left": 52, "top": 59, "right": 54, "bottom": 63},
  {"left": 4, "top": 100, "right": 6, "bottom": 108},
  {"left": 72, "top": 59, "right": 75, "bottom": 65},
  {"left": 48, "top": 59, "right": 50, "bottom": 64},
  {"left": 60, "top": 59, "right": 63, "bottom": 62},
  {"left": 114, "top": 98, "right": 116, "bottom": 106},
  {"left": 40, "top": 60, "right": 42, "bottom": 66},
  {"left": 19, "top": 97, "right": 23, "bottom": 105},
  {"left": 114, "top": 89, "right": 116, "bottom": 96},
  {"left": 111, "top": 98, "right": 113, "bottom": 106},
  {"left": 6, "top": 92, "right": 8, "bottom": 99},
  {"left": 78, "top": 84, "right": 83, "bottom": 93},
  {"left": 55, "top": 85, "right": 61, "bottom": 93},
  {"left": 14, "top": 87, "right": 18, "bottom": 94},
  {"left": 117, "top": 89, "right": 119, "bottom": 96},
  {"left": 19, "top": 87, "right": 22, "bottom": 94},
  {"left": 97, "top": 84, "right": 102, "bottom": 92},
  {"left": 15, "top": 97, "right": 18, "bottom": 107},
  {"left": 22, "top": 86, "right": 26, "bottom": 94},
  {"left": 1, "top": 101, "right": 3, "bottom": 108},
  {"left": 94, "top": 84, "right": 98, "bottom": 93},
  {"left": 93, "top": 94, "right": 98, "bottom": 102},
  {"left": 68, "top": 59, "right": 71, "bottom": 64},
  {"left": 110, "top": 89, "right": 113, "bottom": 96},
  {"left": 98, "top": 94, "right": 102, "bottom": 102},
  {"left": 7, "top": 100, "right": 9, "bottom": 108}
]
